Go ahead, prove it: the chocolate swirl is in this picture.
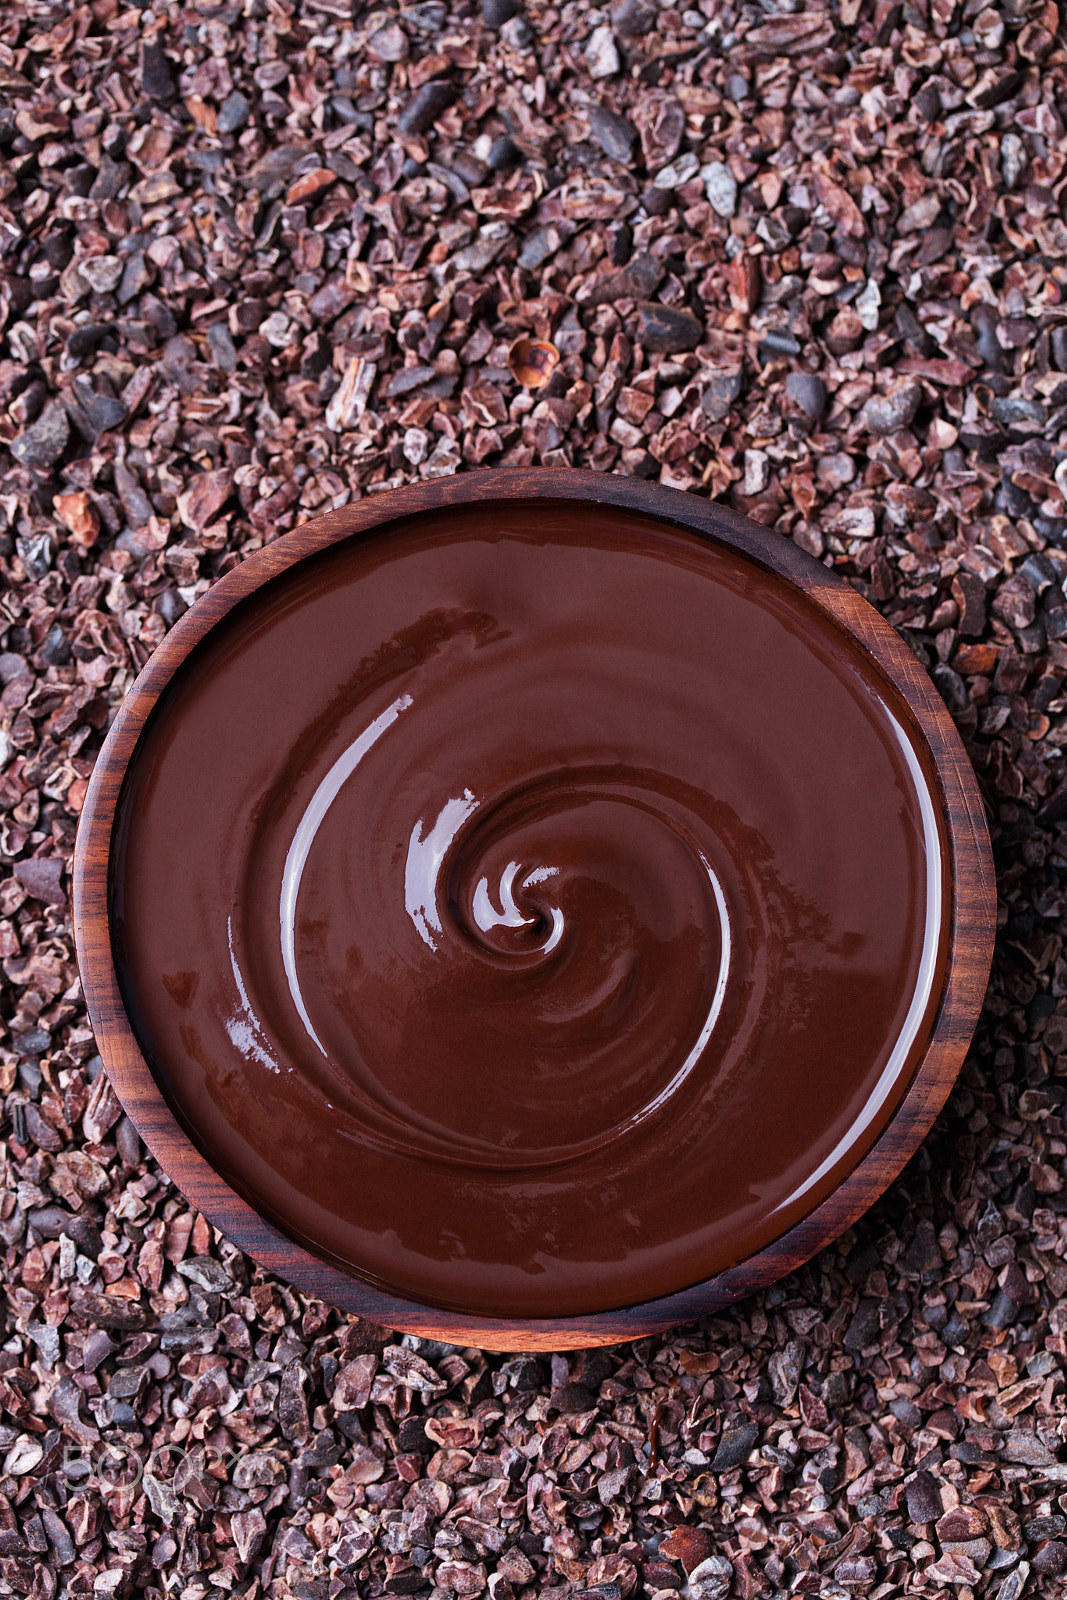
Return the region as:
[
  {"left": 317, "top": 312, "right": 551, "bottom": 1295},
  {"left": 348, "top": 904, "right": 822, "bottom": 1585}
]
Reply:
[
  {"left": 280, "top": 753, "right": 731, "bottom": 1169},
  {"left": 112, "top": 501, "right": 948, "bottom": 1317}
]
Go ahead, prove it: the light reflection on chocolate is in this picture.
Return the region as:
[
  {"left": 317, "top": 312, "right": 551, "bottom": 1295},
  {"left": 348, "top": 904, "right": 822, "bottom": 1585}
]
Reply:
[{"left": 111, "top": 501, "right": 949, "bottom": 1317}]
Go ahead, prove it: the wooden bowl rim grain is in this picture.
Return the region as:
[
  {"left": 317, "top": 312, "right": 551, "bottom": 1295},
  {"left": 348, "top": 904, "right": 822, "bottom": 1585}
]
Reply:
[{"left": 73, "top": 470, "right": 995, "bottom": 1351}]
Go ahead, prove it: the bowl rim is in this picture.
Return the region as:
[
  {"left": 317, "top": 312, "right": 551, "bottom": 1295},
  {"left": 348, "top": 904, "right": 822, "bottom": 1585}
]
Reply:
[{"left": 73, "top": 468, "right": 995, "bottom": 1351}]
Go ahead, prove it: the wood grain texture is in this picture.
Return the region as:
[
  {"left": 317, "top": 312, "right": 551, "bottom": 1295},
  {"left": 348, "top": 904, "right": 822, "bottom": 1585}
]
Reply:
[{"left": 73, "top": 469, "right": 996, "bottom": 1351}]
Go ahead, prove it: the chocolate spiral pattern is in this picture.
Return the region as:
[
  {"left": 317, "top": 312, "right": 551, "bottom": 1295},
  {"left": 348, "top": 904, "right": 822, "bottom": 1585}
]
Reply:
[
  {"left": 279, "top": 756, "right": 731, "bottom": 1169},
  {"left": 113, "top": 502, "right": 948, "bottom": 1317}
]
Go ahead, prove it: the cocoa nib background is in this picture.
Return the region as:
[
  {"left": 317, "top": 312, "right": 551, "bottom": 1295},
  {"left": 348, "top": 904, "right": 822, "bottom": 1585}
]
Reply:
[{"left": 1, "top": 0, "right": 1067, "bottom": 1597}]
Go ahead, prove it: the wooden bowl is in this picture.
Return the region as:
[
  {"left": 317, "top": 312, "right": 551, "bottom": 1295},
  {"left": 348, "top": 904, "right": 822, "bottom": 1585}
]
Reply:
[{"left": 73, "top": 470, "right": 994, "bottom": 1351}]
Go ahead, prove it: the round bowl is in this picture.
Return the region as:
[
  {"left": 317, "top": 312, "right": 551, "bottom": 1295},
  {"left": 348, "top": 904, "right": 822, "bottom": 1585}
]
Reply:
[{"left": 73, "top": 470, "right": 994, "bottom": 1350}]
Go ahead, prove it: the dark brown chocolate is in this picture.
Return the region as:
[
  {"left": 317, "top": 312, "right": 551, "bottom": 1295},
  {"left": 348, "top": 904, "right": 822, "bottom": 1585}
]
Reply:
[{"left": 111, "top": 501, "right": 949, "bottom": 1318}]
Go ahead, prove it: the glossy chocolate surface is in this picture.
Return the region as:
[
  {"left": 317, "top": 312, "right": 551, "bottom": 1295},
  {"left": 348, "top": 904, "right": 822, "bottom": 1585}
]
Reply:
[{"left": 111, "top": 501, "right": 949, "bottom": 1318}]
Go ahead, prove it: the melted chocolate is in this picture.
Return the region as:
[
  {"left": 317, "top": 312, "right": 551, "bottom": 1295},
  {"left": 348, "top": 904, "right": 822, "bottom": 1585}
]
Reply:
[{"left": 111, "top": 501, "right": 949, "bottom": 1317}]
